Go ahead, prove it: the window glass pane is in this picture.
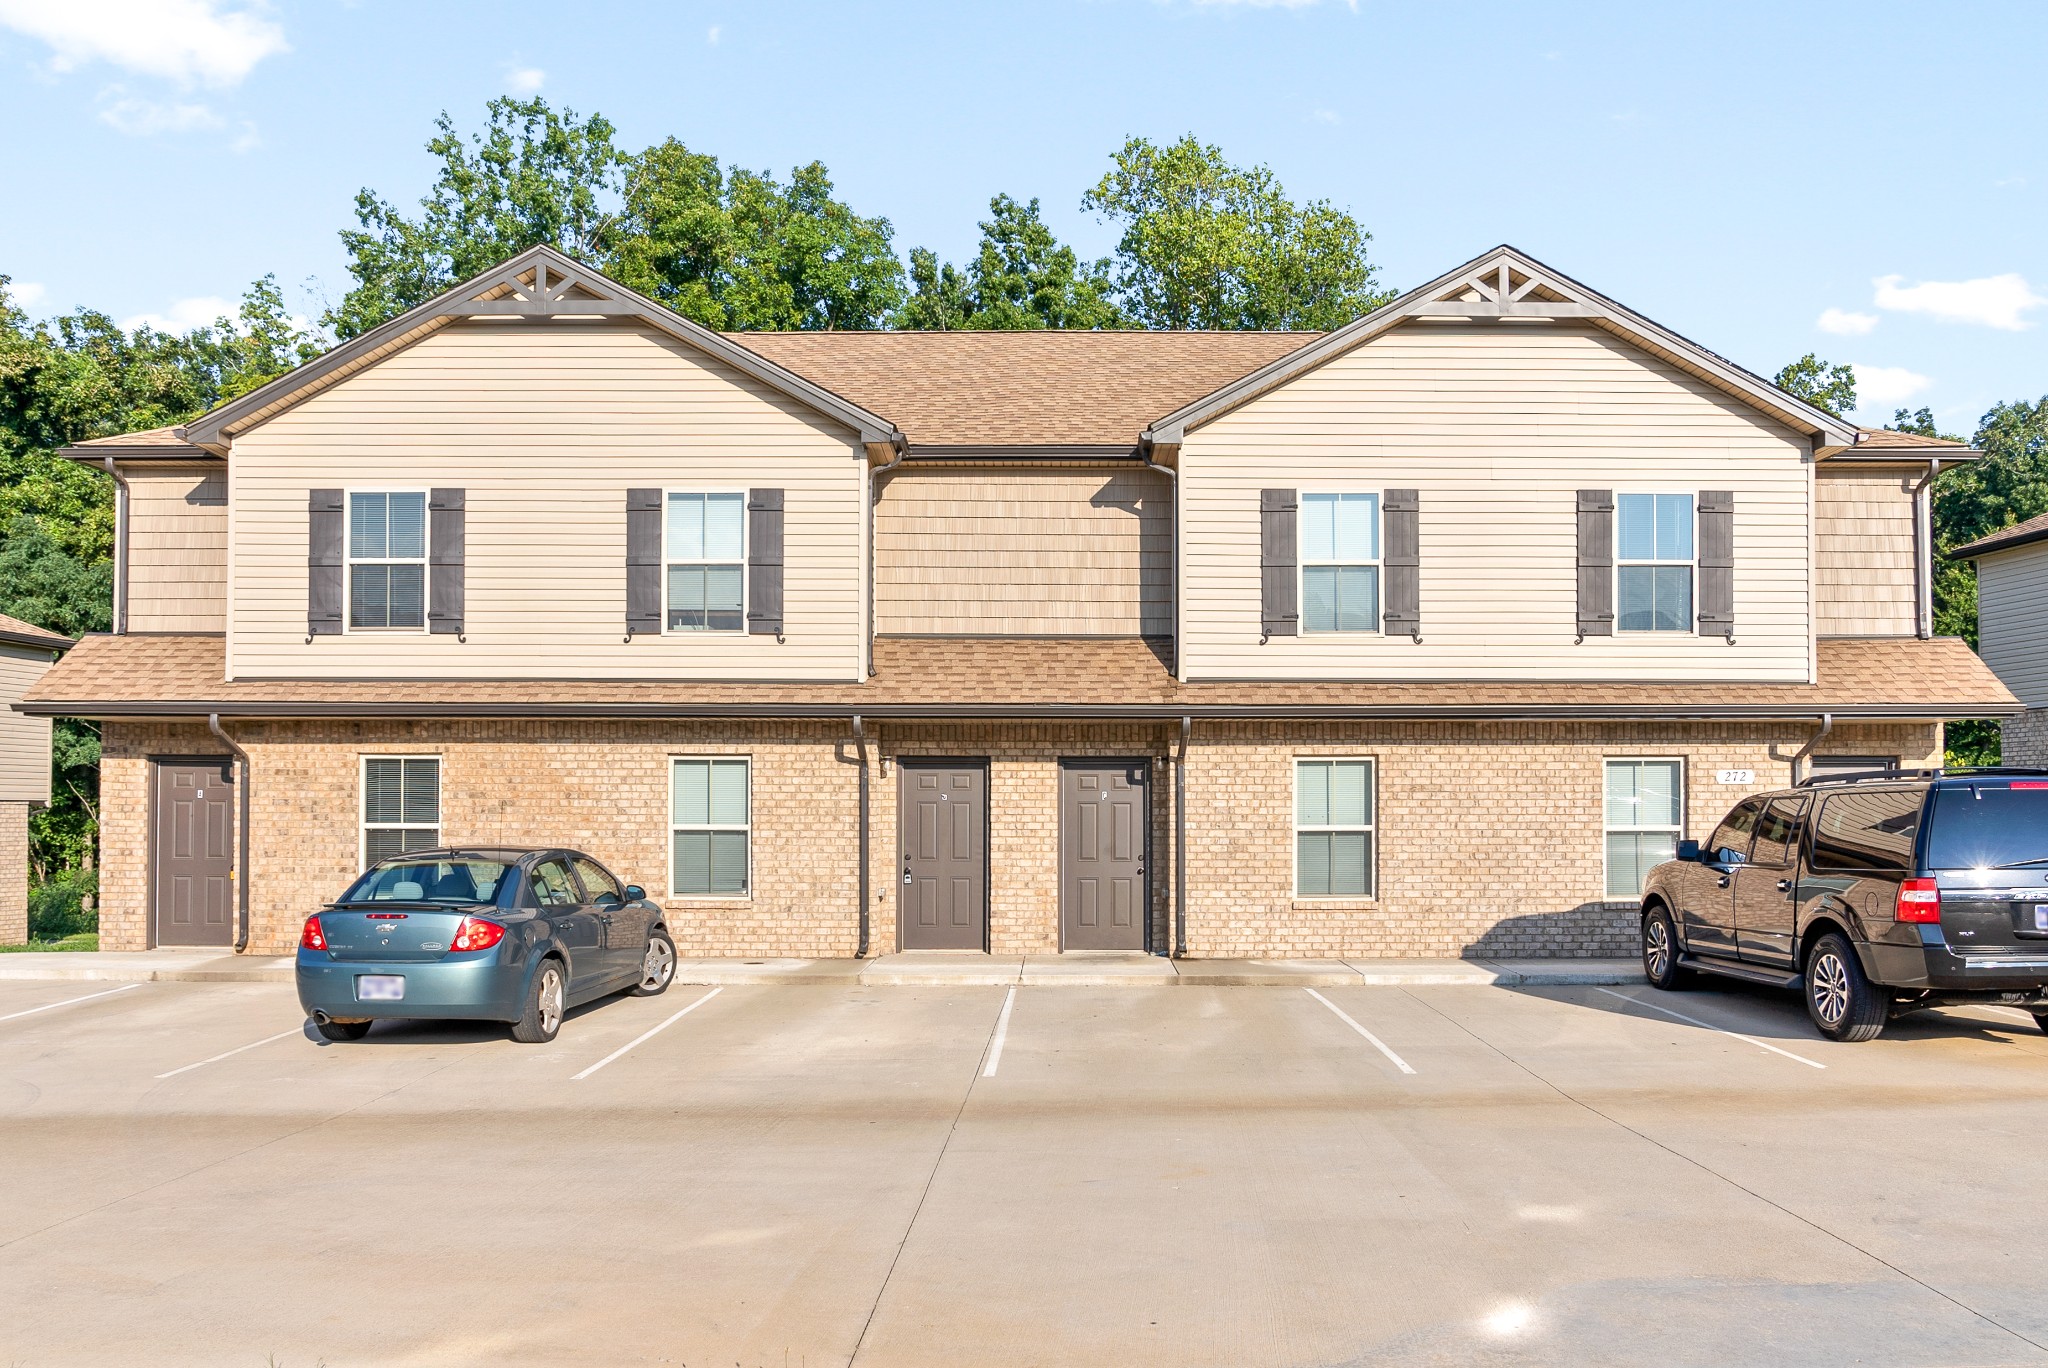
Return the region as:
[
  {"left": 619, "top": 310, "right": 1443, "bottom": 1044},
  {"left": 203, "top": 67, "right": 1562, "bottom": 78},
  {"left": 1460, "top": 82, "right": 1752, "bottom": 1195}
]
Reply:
[
  {"left": 1333, "top": 493, "right": 1378, "bottom": 561},
  {"left": 363, "top": 828, "right": 406, "bottom": 864},
  {"left": 1297, "top": 762, "right": 1330, "bottom": 827},
  {"left": 705, "top": 493, "right": 744, "bottom": 562},
  {"left": 667, "top": 565, "right": 704, "bottom": 630},
  {"left": 1811, "top": 791, "right": 1922, "bottom": 873},
  {"left": 387, "top": 492, "right": 426, "bottom": 559},
  {"left": 1651, "top": 566, "right": 1691, "bottom": 632},
  {"left": 1607, "top": 831, "right": 1674, "bottom": 897},
  {"left": 1336, "top": 566, "right": 1378, "bottom": 632},
  {"left": 350, "top": 493, "right": 388, "bottom": 559},
  {"left": 351, "top": 564, "right": 389, "bottom": 629},
  {"left": 1750, "top": 798, "right": 1805, "bottom": 869},
  {"left": 1617, "top": 494, "right": 1654, "bottom": 561},
  {"left": 710, "top": 831, "right": 749, "bottom": 894},
  {"left": 1617, "top": 566, "right": 1653, "bottom": 632},
  {"left": 401, "top": 759, "right": 439, "bottom": 824},
  {"left": 398, "top": 827, "right": 439, "bottom": 854},
  {"left": 532, "top": 860, "right": 579, "bottom": 907},
  {"left": 387, "top": 564, "right": 425, "bottom": 629},
  {"left": 1607, "top": 760, "right": 1680, "bottom": 828},
  {"left": 667, "top": 493, "right": 705, "bottom": 561},
  {"left": 709, "top": 760, "right": 748, "bottom": 825},
  {"left": 1300, "top": 494, "right": 1335, "bottom": 562},
  {"left": 1301, "top": 566, "right": 1337, "bottom": 633},
  {"left": 1329, "top": 831, "right": 1371, "bottom": 895},
  {"left": 1654, "top": 493, "right": 1693, "bottom": 561},
  {"left": 1708, "top": 799, "right": 1764, "bottom": 864},
  {"left": 704, "top": 565, "right": 744, "bottom": 631},
  {"left": 364, "top": 759, "right": 403, "bottom": 824},
  {"left": 672, "top": 760, "right": 709, "bottom": 826},
  {"left": 1926, "top": 786, "right": 2048, "bottom": 871},
  {"left": 572, "top": 857, "right": 622, "bottom": 903},
  {"left": 1327, "top": 761, "right": 1370, "bottom": 828},
  {"left": 1297, "top": 831, "right": 1331, "bottom": 896},
  {"left": 673, "top": 831, "right": 710, "bottom": 895}
]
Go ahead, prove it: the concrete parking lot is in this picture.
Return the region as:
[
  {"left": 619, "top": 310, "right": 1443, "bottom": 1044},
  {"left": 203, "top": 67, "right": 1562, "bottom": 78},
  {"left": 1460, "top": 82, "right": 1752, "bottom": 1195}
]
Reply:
[{"left": 3, "top": 974, "right": 2048, "bottom": 1367}]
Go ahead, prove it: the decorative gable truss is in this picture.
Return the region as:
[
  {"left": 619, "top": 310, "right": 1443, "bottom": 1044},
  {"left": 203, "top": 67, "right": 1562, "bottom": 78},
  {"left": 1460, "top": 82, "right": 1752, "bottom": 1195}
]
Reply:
[
  {"left": 1406, "top": 257, "right": 1597, "bottom": 318},
  {"left": 456, "top": 256, "right": 649, "bottom": 316}
]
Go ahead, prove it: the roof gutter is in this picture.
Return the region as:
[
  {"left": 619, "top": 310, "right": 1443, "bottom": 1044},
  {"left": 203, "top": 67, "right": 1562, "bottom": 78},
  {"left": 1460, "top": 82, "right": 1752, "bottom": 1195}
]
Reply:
[
  {"left": 102, "top": 456, "right": 129, "bottom": 636},
  {"left": 206, "top": 713, "right": 252, "bottom": 952}
]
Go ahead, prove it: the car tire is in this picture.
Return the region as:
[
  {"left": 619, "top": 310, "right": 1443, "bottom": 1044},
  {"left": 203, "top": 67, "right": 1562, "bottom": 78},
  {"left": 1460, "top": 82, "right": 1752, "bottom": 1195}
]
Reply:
[
  {"left": 1641, "top": 905, "right": 1691, "bottom": 990},
  {"left": 511, "top": 959, "right": 567, "bottom": 1044},
  {"left": 2033, "top": 1011, "right": 2048, "bottom": 1036},
  {"left": 1805, "top": 932, "right": 1886, "bottom": 1042},
  {"left": 630, "top": 929, "right": 676, "bottom": 998},
  {"left": 313, "top": 1018, "right": 372, "bottom": 1042}
]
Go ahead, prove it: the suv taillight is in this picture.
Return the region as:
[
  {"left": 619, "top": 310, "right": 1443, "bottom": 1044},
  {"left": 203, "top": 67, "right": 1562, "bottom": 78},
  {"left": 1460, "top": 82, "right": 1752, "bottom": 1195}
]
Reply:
[
  {"left": 1896, "top": 878, "right": 1942, "bottom": 923},
  {"left": 452, "top": 917, "right": 506, "bottom": 952},
  {"left": 300, "top": 915, "right": 328, "bottom": 950}
]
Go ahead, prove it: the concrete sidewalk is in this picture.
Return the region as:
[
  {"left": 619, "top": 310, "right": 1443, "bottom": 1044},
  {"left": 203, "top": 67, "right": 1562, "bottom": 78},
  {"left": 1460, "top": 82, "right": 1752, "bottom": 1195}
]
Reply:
[{"left": 0, "top": 948, "right": 1641, "bottom": 988}]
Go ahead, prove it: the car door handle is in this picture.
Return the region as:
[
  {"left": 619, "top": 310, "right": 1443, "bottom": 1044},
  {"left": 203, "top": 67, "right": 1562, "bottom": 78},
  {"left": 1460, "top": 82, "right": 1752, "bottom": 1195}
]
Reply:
[
  {"left": 1776, "top": 879, "right": 1793, "bottom": 893},
  {"left": 1716, "top": 876, "right": 1730, "bottom": 889}
]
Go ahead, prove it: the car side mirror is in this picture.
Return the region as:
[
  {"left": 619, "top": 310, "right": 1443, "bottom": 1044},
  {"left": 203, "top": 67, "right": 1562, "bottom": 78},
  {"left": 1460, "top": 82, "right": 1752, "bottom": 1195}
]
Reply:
[
  {"left": 624, "top": 885, "right": 646, "bottom": 902},
  {"left": 1676, "top": 840, "right": 1702, "bottom": 863}
]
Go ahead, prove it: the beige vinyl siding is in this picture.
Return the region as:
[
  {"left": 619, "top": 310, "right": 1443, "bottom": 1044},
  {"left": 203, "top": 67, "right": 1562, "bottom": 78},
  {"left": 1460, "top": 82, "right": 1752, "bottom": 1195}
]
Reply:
[
  {"left": 125, "top": 463, "right": 227, "bottom": 632},
  {"left": 1815, "top": 464, "right": 1917, "bottom": 636},
  {"left": 1179, "top": 320, "right": 1814, "bottom": 682},
  {"left": 0, "top": 646, "right": 56, "bottom": 804},
  {"left": 1977, "top": 543, "right": 2048, "bottom": 708},
  {"left": 875, "top": 466, "right": 1171, "bottom": 635},
  {"left": 227, "top": 320, "right": 865, "bottom": 681}
]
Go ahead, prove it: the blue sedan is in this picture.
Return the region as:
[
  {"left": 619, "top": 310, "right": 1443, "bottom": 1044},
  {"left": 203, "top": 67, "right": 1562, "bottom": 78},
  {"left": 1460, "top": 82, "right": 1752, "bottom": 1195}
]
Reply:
[{"left": 296, "top": 847, "right": 676, "bottom": 1043}]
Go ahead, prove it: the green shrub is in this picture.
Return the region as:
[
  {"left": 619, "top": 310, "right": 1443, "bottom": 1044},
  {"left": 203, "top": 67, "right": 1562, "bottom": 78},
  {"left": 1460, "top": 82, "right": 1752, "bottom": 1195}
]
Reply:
[{"left": 28, "top": 868, "right": 98, "bottom": 940}]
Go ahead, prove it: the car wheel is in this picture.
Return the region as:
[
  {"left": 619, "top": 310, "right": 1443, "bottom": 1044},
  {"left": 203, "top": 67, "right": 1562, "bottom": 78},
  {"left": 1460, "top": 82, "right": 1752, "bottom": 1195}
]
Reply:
[
  {"left": 1805, "top": 932, "right": 1886, "bottom": 1042},
  {"left": 511, "top": 959, "right": 566, "bottom": 1044},
  {"left": 1641, "top": 905, "right": 1691, "bottom": 990},
  {"left": 630, "top": 929, "right": 676, "bottom": 998},
  {"left": 313, "top": 1018, "right": 372, "bottom": 1042}
]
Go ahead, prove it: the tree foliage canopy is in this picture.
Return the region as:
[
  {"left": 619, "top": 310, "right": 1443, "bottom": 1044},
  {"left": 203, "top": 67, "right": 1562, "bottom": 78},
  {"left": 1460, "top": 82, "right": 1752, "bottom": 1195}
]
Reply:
[
  {"left": 1772, "top": 353, "right": 1858, "bottom": 416},
  {"left": 896, "top": 195, "right": 1125, "bottom": 331}
]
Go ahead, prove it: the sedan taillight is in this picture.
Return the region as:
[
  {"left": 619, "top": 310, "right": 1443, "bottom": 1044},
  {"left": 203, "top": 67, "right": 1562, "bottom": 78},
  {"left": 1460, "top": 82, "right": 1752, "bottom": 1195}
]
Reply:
[
  {"left": 1896, "top": 878, "right": 1942, "bottom": 924},
  {"left": 452, "top": 917, "right": 506, "bottom": 952},
  {"left": 300, "top": 915, "right": 328, "bottom": 950}
]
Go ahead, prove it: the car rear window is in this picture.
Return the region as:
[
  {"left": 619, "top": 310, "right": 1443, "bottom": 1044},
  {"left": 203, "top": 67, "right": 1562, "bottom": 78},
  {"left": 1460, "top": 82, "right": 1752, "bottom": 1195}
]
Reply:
[
  {"left": 1926, "top": 783, "right": 2048, "bottom": 871},
  {"left": 1810, "top": 790, "right": 1923, "bottom": 874},
  {"left": 341, "top": 859, "right": 514, "bottom": 905}
]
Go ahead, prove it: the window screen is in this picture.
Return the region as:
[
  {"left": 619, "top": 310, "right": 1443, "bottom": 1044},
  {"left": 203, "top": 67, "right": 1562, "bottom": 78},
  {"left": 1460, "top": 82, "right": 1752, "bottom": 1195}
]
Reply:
[
  {"left": 1811, "top": 790, "right": 1923, "bottom": 874},
  {"left": 672, "top": 758, "right": 750, "bottom": 896}
]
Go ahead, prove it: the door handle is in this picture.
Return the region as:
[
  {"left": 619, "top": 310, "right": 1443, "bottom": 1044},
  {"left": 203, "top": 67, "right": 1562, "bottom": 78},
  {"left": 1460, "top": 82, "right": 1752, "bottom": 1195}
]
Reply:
[
  {"left": 1776, "top": 879, "right": 1793, "bottom": 893},
  {"left": 1135, "top": 867, "right": 1144, "bottom": 876},
  {"left": 1716, "top": 876, "right": 1730, "bottom": 889}
]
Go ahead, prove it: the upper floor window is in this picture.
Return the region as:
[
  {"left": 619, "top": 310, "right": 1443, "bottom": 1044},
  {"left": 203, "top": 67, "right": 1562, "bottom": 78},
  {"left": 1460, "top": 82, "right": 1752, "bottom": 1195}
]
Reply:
[
  {"left": 1616, "top": 493, "right": 1693, "bottom": 632},
  {"left": 666, "top": 491, "right": 745, "bottom": 632},
  {"left": 1300, "top": 492, "right": 1380, "bottom": 633},
  {"left": 349, "top": 491, "right": 427, "bottom": 630}
]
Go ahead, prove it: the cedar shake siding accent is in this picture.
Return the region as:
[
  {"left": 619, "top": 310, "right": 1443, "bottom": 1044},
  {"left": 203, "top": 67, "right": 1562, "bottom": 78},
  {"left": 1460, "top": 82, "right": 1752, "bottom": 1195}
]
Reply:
[
  {"left": 0, "top": 644, "right": 58, "bottom": 805},
  {"left": 1815, "top": 464, "right": 1919, "bottom": 636},
  {"left": 1179, "top": 321, "right": 1814, "bottom": 682},
  {"left": 225, "top": 319, "right": 866, "bottom": 682},
  {"left": 124, "top": 463, "right": 227, "bottom": 633}
]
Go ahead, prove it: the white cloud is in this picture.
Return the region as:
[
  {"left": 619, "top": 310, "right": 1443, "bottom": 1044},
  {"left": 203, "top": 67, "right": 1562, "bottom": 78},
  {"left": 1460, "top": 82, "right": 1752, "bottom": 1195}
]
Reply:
[
  {"left": 504, "top": 65, "right": 544, "bottom": 94},
  {"left": 1849, "top": 363, "right": 1932, "bottom": 409},
  {"left": 0, "top": 0, "right": 287, "bottom": 87},
  {"left": 1817, "top": 307, "right": 1878, "bottom": 336},
  {"left": 1872, "top": 272, "right": 2046, "bottom": 331},
  {"left": 97, "top": 90, "right": 225, "bottom": 135},
  {"left": 1309, "top": 108, "right": 1340, "bottom": 125},
  {"left": 9, "top": 281, "right": 46, "bottom": 308},
  {"left": 120, "top": 295, "right": 235, "bottom": 334},
  {"left": 706, "top": 24, "right": 720, "bottom": 43}
]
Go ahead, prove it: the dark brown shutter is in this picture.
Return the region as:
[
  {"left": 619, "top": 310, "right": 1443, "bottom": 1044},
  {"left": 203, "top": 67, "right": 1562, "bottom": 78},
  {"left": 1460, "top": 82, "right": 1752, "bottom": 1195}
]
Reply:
[
  {"left": 746, "top": 488, "right": 785, "bottom": 637},
  {"left": 1260, "top": 488, "right": 1298, "bottom": 640},
  {"left": 1576, "top": 489, "right": 1614, "bottom": 640},
  {"left": 1382, "top": 488, "right": 1420, "bottom": 640},
  {"left": 1697, "top": 490, "right": 1735, "bottom": 639},
  {"left": 307, "top": 488, "right": 344, "bottom": 636},
  {"left": 428, "top": 488, "right": 465, "bottom": 636},
  {"left": 625, "top": 488, "right": 662, "bottom": 636}
]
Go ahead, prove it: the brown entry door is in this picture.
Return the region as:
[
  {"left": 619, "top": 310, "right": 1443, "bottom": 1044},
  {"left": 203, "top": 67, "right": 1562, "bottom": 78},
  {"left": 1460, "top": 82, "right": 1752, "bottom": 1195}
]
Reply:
[
  {"left": 900, "top": 762, "right": 987, "bottom": 950},
  {"left": 1062, "top": 761, "right": 1149, "bottom": 951},
  {"left": 153, "top": 760, "right": 235, "bottom": 947}
]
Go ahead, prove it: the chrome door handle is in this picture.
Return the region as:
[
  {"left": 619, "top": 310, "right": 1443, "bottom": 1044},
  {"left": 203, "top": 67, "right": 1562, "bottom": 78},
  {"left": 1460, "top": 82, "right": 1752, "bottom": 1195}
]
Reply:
[
  {"left": 1776, "top": 879, "right": 1793, "bottom": 892},
  {"left": 1716, "top": 876, "right": 1730, "bottom": 889}
]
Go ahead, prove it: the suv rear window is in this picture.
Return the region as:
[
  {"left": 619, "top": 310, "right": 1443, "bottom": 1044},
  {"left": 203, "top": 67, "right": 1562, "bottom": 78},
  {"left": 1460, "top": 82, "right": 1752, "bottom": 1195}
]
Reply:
[
  {"left": 1926, "top": 783, "right": 2048, "bottom": 871},
  {"left": 1810, "top": 790, "right": 1923, "bottom": 874}
]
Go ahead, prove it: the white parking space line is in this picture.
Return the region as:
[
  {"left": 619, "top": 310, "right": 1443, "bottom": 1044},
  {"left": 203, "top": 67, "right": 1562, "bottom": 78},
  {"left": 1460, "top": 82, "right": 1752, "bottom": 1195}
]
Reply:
[
  {"left": 154, "top": 1026, "right": 305, "bottom": 1079},
  {"left": 572, "top": 987, "right": 722, "bottom": 1081},
  {"left": 1593, "top": 987, "right": 1826, "bottom": 1070},
  {"left": 981, "top": 988, "right": 1016, "bottom": 1077},
  {"left": 0, "top": 983, "right": 140, "bottom": 1024},
  {"left": 1306, "top": 989, "right": 1417, "bottom": 1075}
]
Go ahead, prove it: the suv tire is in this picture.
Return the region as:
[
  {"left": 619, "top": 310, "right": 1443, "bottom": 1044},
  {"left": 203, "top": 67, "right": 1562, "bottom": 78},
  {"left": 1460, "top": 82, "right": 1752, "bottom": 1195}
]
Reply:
[
  {"left": 1805, "top": 932, "right": 1886, "bottom": 1042},
  {"left": 1641, "top": 905, "right": 1691, "bottom": 991}
]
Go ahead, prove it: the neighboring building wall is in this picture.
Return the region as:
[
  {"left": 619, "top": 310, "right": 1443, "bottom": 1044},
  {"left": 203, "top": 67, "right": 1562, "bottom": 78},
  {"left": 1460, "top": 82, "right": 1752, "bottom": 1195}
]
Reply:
[
  {"left": 1815, "top": 464, "right": 1918, "bottom": 636},
  {"left": 875, "top": 466, "right": 1172, "bottom": 637},
  {"left": 2003, "top": 708, "right": 2048, "bottom": 766},
  {"left": 1178, "top": 319, "right": 1815, "bottom": 682},
  {"left": 0, "top": 644, "right": 57, "bottom": 805},
  {"left": 226, "top": 319, "right": 868, "bottom": 682},
  {"left": 0, "top": 801, "right": 26, "bottom": 945},
  {"left": 1976, "top": 544, "right": 2048, "bottom": 709},
  {"left": 124, "top": 461, "right": 227, "bottom": 632}
]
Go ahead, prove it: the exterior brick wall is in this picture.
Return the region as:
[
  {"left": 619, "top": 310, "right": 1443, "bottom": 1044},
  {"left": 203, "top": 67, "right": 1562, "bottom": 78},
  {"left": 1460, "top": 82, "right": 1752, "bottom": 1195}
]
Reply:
[
  {"left": 0, "top": 800, "right": 27, "bottom": 945},
  {"left": 95, "top": 717, "right": 1938, "bottom": 960},
  {"left": 2003, "top": 708, "right": 2048, "bottom": 766}
]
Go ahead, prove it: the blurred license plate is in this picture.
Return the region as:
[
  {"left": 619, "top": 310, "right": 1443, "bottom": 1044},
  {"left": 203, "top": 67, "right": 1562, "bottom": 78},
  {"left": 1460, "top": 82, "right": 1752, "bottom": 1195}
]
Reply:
[
  {"left": 356, "top": 975, "right": 405, "bottom": 1001},
  {"left": 2037, "top": 907, "right": 2048, "bottom": 932}
]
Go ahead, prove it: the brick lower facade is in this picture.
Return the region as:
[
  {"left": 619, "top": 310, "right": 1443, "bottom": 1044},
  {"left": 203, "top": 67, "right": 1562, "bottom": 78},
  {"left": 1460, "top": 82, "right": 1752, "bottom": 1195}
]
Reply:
[
  {"left": 96, "top": 717, "right": 1941, "bottom": 959},
  {"left": 2002, "top": 708, "right": 2048, "bottom": 766},
  {"left": 0, "top": 801, "right": 27, "bottom": 945}
]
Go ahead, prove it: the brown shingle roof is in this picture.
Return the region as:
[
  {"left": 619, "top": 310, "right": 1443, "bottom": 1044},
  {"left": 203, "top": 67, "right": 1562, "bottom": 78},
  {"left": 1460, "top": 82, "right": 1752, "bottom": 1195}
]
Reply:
[
  {"left": 0, "top": 614, "right": 71, "bottom": 651},
  {"left": 1853, "top": 427, "right": 1971, "bottom": 451},
  {"left": 1952, "top": 510, "right": 2048, "bottom": 560},
  {"left": 728, "top": 330, "right": 1318, "bottom": 448},
  {"left": 17, "top": 633, "right": 2015, "bottom": 720},
  {"left": 59, "top": 425, "right": 213, "bottom": 460}
]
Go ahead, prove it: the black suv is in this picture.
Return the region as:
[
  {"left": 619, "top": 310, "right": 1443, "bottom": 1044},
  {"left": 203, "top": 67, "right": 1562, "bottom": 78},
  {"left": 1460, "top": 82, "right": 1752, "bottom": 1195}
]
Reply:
[{"left": 1638, "top": 767, "right": 2048, "bottom": 1041}]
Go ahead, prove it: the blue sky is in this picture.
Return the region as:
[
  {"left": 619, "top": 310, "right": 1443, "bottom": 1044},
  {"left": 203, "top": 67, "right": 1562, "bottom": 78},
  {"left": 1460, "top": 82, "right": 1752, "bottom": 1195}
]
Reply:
[{"left": 1, "top": 0, "right": 2043, "bottom": 435}]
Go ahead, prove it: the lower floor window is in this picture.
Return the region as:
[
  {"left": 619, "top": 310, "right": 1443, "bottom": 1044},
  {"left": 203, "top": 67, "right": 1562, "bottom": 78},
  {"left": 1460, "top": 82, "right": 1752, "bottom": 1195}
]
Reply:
[
  {"left": 362, "top": 756, "right": 441, "bottom": 865},
  {"left": 1296, "top": 758, "right": 1375, "bottom": 897},
  {"left": 672, "top": 757, "right": 750, "bottom": 896},
  {"left": 1605, "top": 759, "right": 1682, "bottom": 897}
]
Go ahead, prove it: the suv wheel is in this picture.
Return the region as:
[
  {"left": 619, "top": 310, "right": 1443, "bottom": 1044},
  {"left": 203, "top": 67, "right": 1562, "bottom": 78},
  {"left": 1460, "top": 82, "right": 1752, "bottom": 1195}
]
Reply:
[
  {"left": 1805, "top": 932, "right": 1886, "bottom": 1042},
  {"left": 1641, "top": 905, "right": 1690, "bottom": 990}
]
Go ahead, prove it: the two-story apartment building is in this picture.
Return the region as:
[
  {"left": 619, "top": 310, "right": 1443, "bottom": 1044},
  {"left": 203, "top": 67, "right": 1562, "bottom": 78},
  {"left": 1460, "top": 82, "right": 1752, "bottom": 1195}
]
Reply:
[
  {"left": 20, "top": 243, "right": 2018, "bottom": 959},
  {"left": 1954, "top": 511, "right": 2048, "bottom": 764},
  {"left": 1, "top": 614, "right": 72, "bottom": 944}
]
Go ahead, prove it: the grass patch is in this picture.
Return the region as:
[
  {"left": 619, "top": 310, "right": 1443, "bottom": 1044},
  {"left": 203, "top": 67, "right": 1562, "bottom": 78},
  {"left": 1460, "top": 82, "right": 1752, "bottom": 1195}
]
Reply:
[{"left": 0, "top": 932, "right": 100, "bottom": 953}]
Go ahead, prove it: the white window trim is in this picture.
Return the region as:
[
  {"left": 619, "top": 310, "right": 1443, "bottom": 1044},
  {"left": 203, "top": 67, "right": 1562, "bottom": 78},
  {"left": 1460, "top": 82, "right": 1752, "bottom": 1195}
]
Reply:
[
  {"left": 1603, "top": 756, "right": 1686, "bottom": 901},
  {"left": 662, "top": 487, "right": 749, "bottom": 635},
  {"left": 1292, "top": 755, "right": 1378, "bottom": 900},
  {"left": 1297, "top": 490, "right": 1383, "bottom": 636},
  {"left": 342, "top": 486, "right": 431, "bottom": 636},
  {"left": 1613, "top": 490, "right": 1697, "bottom": 635},
  {"left": 668, "top": 755, "right": 753, "bottom": 900},
  {"left": 359, "top": 753, "right": 442, "bottom": 869}
]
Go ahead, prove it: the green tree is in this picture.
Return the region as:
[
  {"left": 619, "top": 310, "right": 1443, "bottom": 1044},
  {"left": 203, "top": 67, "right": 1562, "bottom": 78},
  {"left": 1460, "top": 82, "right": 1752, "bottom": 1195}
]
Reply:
[
  {"left": 895, "top": 195, "right": 1125, "bottom": 330},
  {"left": 1773, "top": 353, "right": 1857, "bottom": 415},
  {"left": 1083, "top": 135, "right": 1391, "bottom": 330}
]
